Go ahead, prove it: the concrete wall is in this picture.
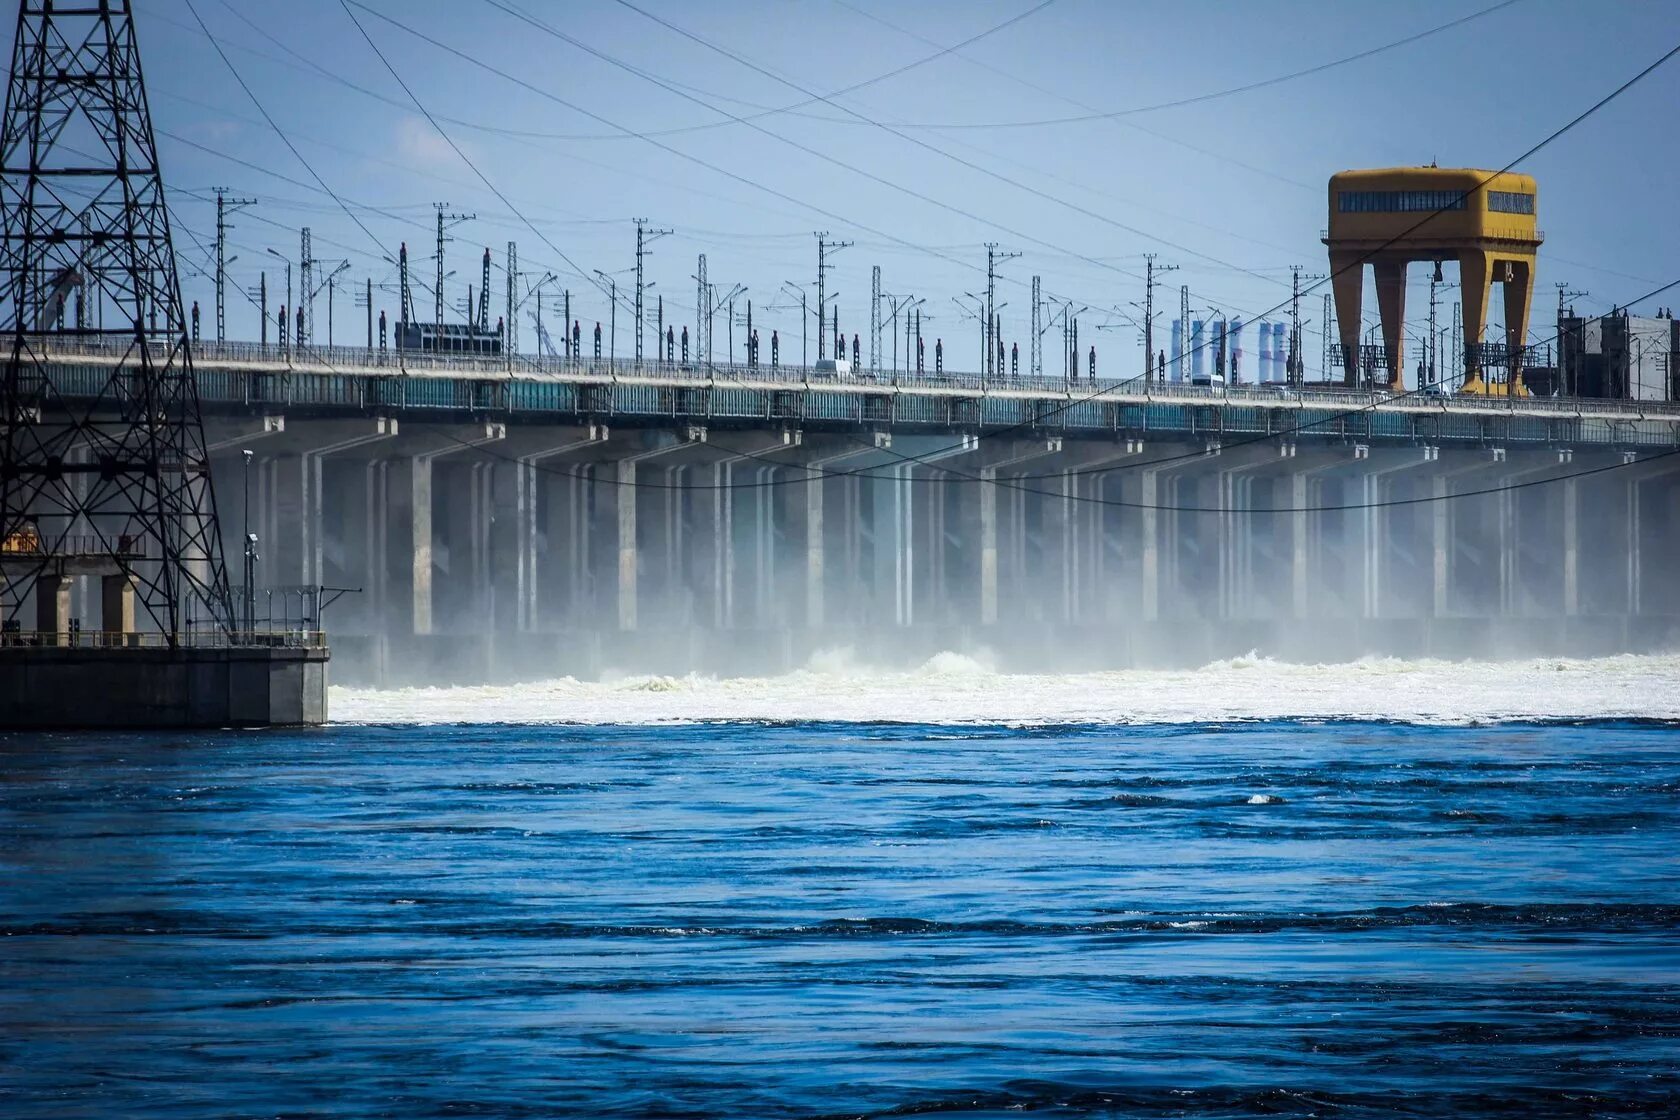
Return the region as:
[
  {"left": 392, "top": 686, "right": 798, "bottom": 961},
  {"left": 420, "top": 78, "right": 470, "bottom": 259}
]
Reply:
[{"left": 0, "top": 647, "right": 329, "bottom": 728}]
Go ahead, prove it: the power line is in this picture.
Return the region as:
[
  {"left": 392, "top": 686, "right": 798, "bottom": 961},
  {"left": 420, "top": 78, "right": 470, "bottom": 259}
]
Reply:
[
  {"left": 185, "top": 0, "right": 1679, "bottom": 504},
  {"left": 181, "top": 0, "right": 391, "bottom": 260},
  {"left": 339, "top": 1, "right": 1120, "bottom": 327},
  {"left": 833, "top": 0, "right": 1526, "bottom": 132}
]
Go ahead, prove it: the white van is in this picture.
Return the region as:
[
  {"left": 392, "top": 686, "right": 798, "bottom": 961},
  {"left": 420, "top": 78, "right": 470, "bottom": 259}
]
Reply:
[{"left": 813, "top": 358, "right": 851, "bottom": 377}]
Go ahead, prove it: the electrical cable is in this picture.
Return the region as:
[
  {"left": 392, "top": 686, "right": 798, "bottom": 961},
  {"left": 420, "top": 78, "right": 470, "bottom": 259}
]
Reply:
[
  {"left": 830, "top": 0, "right": 1525, "bottom": 132},
  {"left": 336, "top": 1, "right": 1135, "bottom": 334},
  {"left": 178, "top": 0, "right": 1680, "bottom": 512},
  {"left": 495, "top": 0, "right": 1278, "bottom": 296}
]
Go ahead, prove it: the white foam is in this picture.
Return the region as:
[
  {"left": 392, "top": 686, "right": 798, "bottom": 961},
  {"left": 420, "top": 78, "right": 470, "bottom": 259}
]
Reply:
[{"left": 330, "top": 650, "right": 1680, "bottom": 727}]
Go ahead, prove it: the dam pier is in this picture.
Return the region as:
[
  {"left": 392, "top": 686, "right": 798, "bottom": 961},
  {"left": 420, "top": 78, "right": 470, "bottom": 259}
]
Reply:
[{"left": 128, "top": 340, "right": 1680, "bottom": 684}]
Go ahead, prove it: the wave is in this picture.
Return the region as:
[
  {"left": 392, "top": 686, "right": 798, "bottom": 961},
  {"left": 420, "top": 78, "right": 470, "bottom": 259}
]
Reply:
[
  {"left": 13, "top": 902, "right": 1680, "bottom": 941},
  {"left": 331, "top": 650, "right": 1680, "bottom": 727}
]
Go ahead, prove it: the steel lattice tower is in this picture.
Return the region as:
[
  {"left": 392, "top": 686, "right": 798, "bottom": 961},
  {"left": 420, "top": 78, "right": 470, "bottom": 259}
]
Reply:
[{"left": 0, "top": 0, "right": 232, "bottom": 641}]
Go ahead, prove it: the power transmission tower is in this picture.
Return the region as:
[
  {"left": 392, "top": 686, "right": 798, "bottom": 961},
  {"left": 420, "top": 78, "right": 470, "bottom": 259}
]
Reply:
[
  {"left": 1142, "top": 255, "right": 1177, "bottom": 383},
  {"left": 814, "top": 232, "right": 850, "bottom": 360},
  {"left": 633, "top": 218, "right": 671, "bottom": 362},
  {"left": 870, "top": 265, "right": 881, "bottom": 375},
  {"left": 1, "top": 0, "right": 232, "bottom": 639},
  {"left": 213, "top": 188, "right": 255, "bottom": 343},
  {"left": 1030, "top": 275, "right": 1042, "bottom": 378},
  {"left": 984, "top": 243, "right": 1019, "bottom": 381},
  {"left": 433, "top": 203, "right": 474, "bottom": 328}
]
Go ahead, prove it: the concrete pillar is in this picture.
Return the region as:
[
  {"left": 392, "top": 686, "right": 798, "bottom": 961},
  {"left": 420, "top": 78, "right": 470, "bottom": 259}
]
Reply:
[
  {"left": 397, "top": 425, "right": 507, "bottom": 637},
  {"left": 712, "top": 459, "right": 733, "bottom": 628},
  {"left": 979, "top": 469, "right": 1000, "bottom": 625},
  {"left": 411, "top": 455, "right": 437, "bottom": 635},
  {"left": 36, "top": 573, "right": 70, "bottom": 643},
  {"left": 616, "top": 430, "right": 772, "bottom": 632},
  {"left": 1626, "top": 475, "right": 1641, "bottom": 616},
  {"left": 509, "top": 430, "right": 606, "bottom": 632},
  {"left": 617, "top": 458, "right": 640, "bottom": 631},
  {"left": 1141, "top": 469, "right": 1160, "bottom": 622},
  {"left": 300, "top": 422, "right": 397, "bottom": 588},
  {"left": 868, "top": 465, "right": 912, "bottom": 626},
  {"left": 100, "top": 573, "right": 135, "bottom": 639},
  {"left": 1431, "top": 475, "right": 1450, "bottom": 618},
  {"left": 977, "top": 440, "right": 1062, "bottom": 626},
  {"left": 802, "top": 446, "right": 880, "bottom": 629},
  {"left": 1292, "top": 472, "right": 1311, "bottom": 619},
  {"left": 1562, "top": 477, "right": 1579, "bottom": 617}
]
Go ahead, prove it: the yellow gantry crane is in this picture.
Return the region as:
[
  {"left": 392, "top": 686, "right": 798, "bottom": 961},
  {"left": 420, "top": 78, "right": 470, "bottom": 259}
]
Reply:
[{"left": 1325, "top": 166, "right": 1542, "bottom": 395}]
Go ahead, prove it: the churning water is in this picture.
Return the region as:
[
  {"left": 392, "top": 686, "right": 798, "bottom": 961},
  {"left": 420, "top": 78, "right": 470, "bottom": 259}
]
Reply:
[{"left": 2, "top": 654, "right": 1677, "bottom": 1117}]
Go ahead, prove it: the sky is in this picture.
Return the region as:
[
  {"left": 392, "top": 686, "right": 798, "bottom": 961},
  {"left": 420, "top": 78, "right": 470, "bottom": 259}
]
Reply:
[{"left": 53, "top": 0, "right": 1680, "bottom": 379}]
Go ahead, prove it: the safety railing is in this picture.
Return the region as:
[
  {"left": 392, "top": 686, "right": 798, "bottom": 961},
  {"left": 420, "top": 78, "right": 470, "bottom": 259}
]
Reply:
[
  {"left": 0, "top": 628, "right": 327, "bottom": 649},
  {"left": 22, "top": 331, "right": 1680, "bottom": 423}
]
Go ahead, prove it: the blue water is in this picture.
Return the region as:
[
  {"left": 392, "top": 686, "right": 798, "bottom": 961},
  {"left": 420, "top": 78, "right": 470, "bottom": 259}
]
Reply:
[{"left": 2, "top": 720, "right": 1677, "bottom": 1117}]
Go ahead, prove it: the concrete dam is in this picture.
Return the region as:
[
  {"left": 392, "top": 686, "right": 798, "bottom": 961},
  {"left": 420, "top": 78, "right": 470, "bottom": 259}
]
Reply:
[{"left": 33, "top": 338, "right": 1680, "bottom": 686}]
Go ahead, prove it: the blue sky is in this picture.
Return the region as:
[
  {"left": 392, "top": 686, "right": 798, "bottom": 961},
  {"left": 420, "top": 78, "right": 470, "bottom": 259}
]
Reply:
[{"left": 92, "top": 0, "right": 1680, "bottom": 377}]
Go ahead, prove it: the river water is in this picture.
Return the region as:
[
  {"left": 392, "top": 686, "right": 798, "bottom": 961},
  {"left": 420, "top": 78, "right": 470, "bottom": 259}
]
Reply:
[{"left": 2, "top": 654, "right": 1677, "bottom": 1117}]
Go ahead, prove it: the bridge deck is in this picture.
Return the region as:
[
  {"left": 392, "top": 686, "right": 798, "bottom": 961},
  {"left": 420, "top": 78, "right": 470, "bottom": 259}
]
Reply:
[{"left": 23, "top": 336, "right": 1680, "bottom": 449}]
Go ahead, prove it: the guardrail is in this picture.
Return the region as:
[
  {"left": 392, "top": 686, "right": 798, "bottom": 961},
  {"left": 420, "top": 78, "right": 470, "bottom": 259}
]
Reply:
[
  {"left": 0, "top": 629, "right": 327, "bottom": 649},
  {"left": 23, "top": 333, "right": 1680, "bottom": 427}
]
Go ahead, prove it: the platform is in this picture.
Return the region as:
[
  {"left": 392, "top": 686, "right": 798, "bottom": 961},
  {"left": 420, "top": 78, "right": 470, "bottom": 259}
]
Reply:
[{"left": 0, "top": 636, "right": 329, "bottom": 728}]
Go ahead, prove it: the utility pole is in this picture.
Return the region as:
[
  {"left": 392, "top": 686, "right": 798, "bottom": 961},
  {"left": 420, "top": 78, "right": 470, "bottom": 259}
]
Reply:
[
  {"left": 506, "top": 241, "right": 518, "bottom": 359},
  {"left": 985, "top": 243, "right": 1020, "bottom": 381},
  {"left": 1289, "top": 266, "right": 1304, "bottom": 386},
  {"left": 1555, "top": 282, "right": 1587, "bottom": 396},
  {"left": 1322, "top": 292, "right": 1333, "bottom": 382},
  {"left": 1142, "top": 255, "right": 1177, "bottom": 383},
  {"left": 477, "top": 248, "right": 491, "bottom": 333},
  {"left": 1030, "top": 275, "right": 1042, "bottom": 378},
  {"left": 814, "top": 231, "right": 851, "bottom": 360},
  {"left": 398, "top": 242, "right": 412, "bottom": 327},
  {"left": 870, "top": 264, "right": 882, "bottom": 375},
  {"left": 299, "top": 227, "right": 312, "bottom": 346},
  {"left": 1288, "top": 267, "right": 1323, "bottom": 386},
  {"left": 694, "top": 253, "right": 708, "bottom": 369},
  {"left": 213, "top": 188, "right": 255, "bottom": 343},
  {"left": 355, "top": 277, "right": 372, "bottom": 350},
  {"left": 633, "top": 218, "right": 672, "bottom": 363},
  {"left": 433, "top": 202, "right": 474, "bottom": 328},
  {"left": 1179, "top": 284, "right": 1190, "bottom": 380}
]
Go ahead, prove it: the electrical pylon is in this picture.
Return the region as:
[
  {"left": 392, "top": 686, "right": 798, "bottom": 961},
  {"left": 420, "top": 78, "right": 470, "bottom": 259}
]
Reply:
[{"left": 0, "top": 0, "right": 233, "bottom": 640}]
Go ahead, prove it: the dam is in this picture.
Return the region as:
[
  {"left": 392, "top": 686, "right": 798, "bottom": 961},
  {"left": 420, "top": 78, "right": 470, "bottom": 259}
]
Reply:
[{"left": 25, "top": 336, "right": 1674, "bottom": 686}]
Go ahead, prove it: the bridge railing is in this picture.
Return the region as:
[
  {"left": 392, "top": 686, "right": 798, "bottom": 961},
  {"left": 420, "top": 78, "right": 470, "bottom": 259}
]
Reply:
[
  {"left": 23, "top": 333, "right": 1680, "bottom": 421},
  {"left": 0, "top": 629, "right": 327, "bottom": 650}
]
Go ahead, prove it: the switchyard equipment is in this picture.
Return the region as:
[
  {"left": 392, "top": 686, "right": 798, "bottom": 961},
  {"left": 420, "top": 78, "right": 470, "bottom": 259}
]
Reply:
[{"left": 1325, "top": 167, "right": 1542, "bottom": 396}]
